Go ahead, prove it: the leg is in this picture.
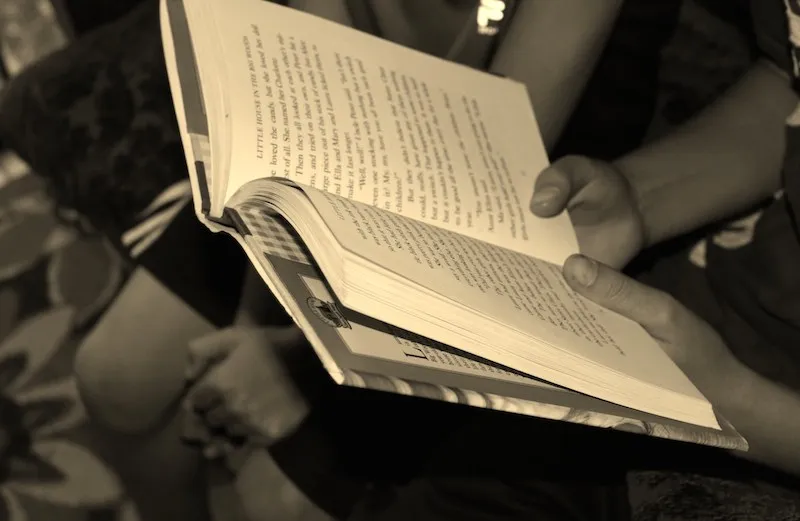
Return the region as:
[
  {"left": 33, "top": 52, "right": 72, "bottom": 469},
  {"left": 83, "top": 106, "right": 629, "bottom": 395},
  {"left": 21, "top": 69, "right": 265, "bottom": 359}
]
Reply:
[
  {"left": 211, "top": 448, "right": 333, "bottom": 521},
  {"left": 114, "top": 408, "right": 212, "bottom": 521},
  {"left": 74, "top": 267, "right": 216, "bottom": 521},
  {"left": 74, "top": 267, "right": 215, "bottom": 433}
]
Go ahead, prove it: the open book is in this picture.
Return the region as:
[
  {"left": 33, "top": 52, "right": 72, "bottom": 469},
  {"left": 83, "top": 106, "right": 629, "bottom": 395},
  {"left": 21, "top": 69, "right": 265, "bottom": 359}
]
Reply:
[{"left": 161, "top": 0, "right": 746, "bottom": 451}]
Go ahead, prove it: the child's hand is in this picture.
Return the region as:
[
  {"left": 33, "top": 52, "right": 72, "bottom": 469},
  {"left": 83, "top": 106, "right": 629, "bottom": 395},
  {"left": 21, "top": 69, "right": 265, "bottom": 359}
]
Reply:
[
  {"left": 561, "top": 254, "right": 744, "bottom": 400},
  {"left": 557, "top": 255, "right": 800, "bottom": 470},
  {"left": 530, "top": 156, "right": 646, "bottom": 269},
  {"left": 181, "top": 326, "right": 320, "bottom": 459}
]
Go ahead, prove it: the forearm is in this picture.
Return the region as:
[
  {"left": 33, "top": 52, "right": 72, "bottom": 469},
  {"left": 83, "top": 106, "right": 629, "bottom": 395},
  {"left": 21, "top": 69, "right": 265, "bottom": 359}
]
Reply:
[
  {"left": 615, "top": 60, "right": 797, "bottom": 247},
  {"left": 490, "top": 0, "right": 624, "bottom": 150},
  {"left": 720, "top": 365, "right": 800, "bottom": 477}
]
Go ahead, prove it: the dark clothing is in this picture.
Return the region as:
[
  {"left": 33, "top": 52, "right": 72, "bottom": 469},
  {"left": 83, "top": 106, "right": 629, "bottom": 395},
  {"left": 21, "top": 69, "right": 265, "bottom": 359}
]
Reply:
[
  {"left": 136, "top": 204, "right": 248, "bottom": 327},
  {"left": 345, "top": 413, "right": 633, "bottom": 521},
  {"left": 699, "top": 0, "right": 800, "bottom": 392},
  {"left": 272, "top": 390, "right": 635, "bottom": 521},
  {"left": 750, "top": 0, "right": 791, "bottom": 73}
]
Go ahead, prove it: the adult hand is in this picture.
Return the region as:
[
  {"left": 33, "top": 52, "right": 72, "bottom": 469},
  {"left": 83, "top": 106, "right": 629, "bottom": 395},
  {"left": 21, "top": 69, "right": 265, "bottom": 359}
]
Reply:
[{"left": 531, "top": 156, "right": 646, "bottom": 269}]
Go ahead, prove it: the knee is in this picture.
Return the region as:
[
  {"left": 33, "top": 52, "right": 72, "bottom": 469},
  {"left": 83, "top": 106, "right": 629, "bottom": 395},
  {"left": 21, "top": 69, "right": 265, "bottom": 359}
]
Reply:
[
  {"left": 74, "top": 325, "right": 184, "bottom": 434},
  {"left": 74, "top": 268, "right": 213, "bottom": 434}
]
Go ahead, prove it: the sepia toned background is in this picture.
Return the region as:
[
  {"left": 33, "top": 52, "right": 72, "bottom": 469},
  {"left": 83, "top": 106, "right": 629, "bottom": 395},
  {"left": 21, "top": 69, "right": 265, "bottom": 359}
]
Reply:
[{"left": 1, "top": 1, "right": 797, "bottom": 521}]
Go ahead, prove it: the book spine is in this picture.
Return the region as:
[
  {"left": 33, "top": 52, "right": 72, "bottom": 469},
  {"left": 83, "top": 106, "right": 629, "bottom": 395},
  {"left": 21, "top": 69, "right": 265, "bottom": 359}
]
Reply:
[
  {"left": 194, "top": 161, "right": 212, "bottom": 215},
  {"left": 222, "top": 207, "right": 252, "bottom": 236}
]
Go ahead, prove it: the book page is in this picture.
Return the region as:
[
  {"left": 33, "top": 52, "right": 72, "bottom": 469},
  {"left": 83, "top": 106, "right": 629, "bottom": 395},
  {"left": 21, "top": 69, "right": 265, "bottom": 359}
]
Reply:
[
  {"left": 200, "top": 0, "right": 578, "bottom": 264},
  {"left": 229, "top": 208, "right": 738, "bottom": 446},
  {"left": 229, "top": 198, "right": 557, "bottom": 387},
  {"left": 298, "top": 184, "right": 708, "bottom": 405},
  {"left": 223, "top": 199, "right": 738, "bottom": 445},
  {"left": 299, "top": 271, "right": 554, "bottom": 388}
]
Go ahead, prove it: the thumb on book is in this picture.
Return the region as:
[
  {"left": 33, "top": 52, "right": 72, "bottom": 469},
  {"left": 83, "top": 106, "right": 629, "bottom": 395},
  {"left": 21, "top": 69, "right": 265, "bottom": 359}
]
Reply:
[
  {"left": 562, "top": 254, "right": 684, "bottom": 342},
  {"left": 530, "top": 165, "right": 571, "bottom": 216}
]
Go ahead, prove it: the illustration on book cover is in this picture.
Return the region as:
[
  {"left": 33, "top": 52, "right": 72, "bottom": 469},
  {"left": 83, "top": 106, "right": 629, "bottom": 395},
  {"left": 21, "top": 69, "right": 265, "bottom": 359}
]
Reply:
[{"left": 307, "top": 296, "right": 352, "bottom": 329}]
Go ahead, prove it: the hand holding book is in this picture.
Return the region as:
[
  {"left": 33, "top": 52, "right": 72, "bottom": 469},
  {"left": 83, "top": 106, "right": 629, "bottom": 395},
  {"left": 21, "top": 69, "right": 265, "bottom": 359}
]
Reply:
[
  {"left": 562, "top": 254, "right": 746, "bottom": 400},
  {"left": 530, "top": 156, "right": 646, "bottom": 270},
  {"left": 162, "top": 0, "right": 747, "bottom": 450},
  {"left": 528, "top": 154, "right": 750, "bottom": 432},
  {"left": 559, "top": 254, "right": 800, "bottom": 471}
]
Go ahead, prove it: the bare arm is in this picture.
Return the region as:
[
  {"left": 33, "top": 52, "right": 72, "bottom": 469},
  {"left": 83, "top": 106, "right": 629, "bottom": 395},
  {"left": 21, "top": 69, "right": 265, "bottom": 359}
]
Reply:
[
  {"left": 720, "top": 363, "right": 800, "bottom": 477},
  {"left": 490, "top": 0, "right": 625, "bottom": 150},
  {"left": 293, "top": 0, "right": 624, "bottom": 151},
  {"left": 616, "top": 60, "right": 798, "bottom": 246}
]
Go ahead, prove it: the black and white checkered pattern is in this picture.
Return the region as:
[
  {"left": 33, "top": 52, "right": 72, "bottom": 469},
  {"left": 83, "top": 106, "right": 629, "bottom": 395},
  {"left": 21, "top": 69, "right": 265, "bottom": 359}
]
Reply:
[{"left": 239, "top": 204, "right": 312, "bottom": 265}]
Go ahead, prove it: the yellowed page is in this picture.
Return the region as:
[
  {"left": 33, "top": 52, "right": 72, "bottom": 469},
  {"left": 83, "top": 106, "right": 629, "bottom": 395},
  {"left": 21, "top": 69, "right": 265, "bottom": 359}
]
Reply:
[
  {"left": 298, "top": 184, "right": 710, "bottom": 410},
  {"left": 228, "top": 203, "right": 741, "bottom": 446},
  {"left": 198, "top": 0, "right": 577, "bottom": 264}
]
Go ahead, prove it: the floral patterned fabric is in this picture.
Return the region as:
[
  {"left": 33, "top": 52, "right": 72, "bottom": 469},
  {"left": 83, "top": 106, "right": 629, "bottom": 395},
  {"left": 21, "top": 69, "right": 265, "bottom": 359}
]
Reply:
[
  {"left": 0, "top": 158, "right": 139, "bottom": 521},
  {"left": 0, "top": 0, "right": 188, "bottom": 244}
]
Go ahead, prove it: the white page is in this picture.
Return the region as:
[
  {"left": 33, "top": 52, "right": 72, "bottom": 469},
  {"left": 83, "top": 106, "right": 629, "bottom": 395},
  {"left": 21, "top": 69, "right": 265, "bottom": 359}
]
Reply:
[{"left": 196, "top": 0, "right": 578, "bottom": 265}]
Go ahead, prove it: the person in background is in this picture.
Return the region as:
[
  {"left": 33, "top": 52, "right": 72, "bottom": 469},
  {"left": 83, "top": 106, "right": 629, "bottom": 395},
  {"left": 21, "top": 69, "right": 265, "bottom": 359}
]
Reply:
[
  {"left": 75, "top": 1, "right": 631, "bottom": 520},
  {"left": 531, "top": 0, "right": 800, "bottom": 476},
  {"left": 193, "top": 1, "right": 800, "bottom": 520},
  {"left": 289, "top": 0, "right": 622, "bottom": 149},
  {"left": 338, "top": 1, "right": 800, "bottom": 519}
]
